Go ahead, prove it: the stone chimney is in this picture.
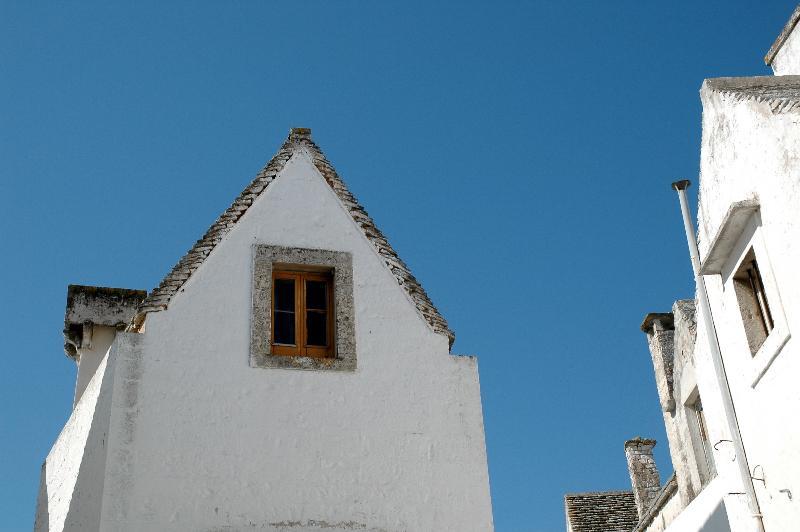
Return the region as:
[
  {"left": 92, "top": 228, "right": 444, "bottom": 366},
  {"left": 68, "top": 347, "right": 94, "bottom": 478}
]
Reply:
[
  {"left": 625, "top": 437, "right": 661, "bottom": 519},
  {"left": 640, "top": 313, "right": 675, "bottom": 413}
]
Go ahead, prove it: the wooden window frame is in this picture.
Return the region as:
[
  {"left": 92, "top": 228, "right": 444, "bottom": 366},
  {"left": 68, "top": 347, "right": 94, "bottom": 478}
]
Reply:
[{"left": 271, "top": 269, "right": 334, "bottom": 358}]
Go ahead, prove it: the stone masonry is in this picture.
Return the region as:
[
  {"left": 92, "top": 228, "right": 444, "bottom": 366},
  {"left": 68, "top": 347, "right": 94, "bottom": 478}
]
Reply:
[{"left": 624, "top": 438, "right": 661, "bottom": 519}]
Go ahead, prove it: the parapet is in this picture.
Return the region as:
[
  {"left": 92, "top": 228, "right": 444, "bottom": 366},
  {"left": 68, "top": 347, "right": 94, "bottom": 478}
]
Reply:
[{"left": 63, "top": 285, "right": 147, "bottom": 359}]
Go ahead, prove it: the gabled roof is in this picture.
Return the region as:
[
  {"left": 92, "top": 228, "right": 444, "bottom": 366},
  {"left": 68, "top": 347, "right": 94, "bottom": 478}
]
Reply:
[
  {"left": 765, "top": 4, "right": 800, "bottom": 66},
  {"left": 703, "top": 75, "right": 800, "bottom": 113},
  {"left": 138, "top": 128, "right": 454, "bottom": 348},
  {"left": 564, "top": 491, "right": 638, "bottom": 532}
]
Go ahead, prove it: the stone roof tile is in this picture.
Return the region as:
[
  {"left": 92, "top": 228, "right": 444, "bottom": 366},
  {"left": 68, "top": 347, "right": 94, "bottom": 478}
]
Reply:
[{"left": 564, "top": 491, "right": 639, "bottom": 532}]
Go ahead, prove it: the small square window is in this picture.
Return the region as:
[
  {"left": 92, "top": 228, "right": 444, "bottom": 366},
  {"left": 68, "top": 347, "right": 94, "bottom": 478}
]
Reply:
[
  {"left": 732, "top": 249, "right": 774, "bottom": 356},
  {"left": 271, "top": 270, "right": 334, "bottom": 358}
]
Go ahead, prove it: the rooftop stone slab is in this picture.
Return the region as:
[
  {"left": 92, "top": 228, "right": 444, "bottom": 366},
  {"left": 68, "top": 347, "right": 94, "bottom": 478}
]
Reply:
[{"left": 63, "top": 285, "right": 147, "bottom": 359}]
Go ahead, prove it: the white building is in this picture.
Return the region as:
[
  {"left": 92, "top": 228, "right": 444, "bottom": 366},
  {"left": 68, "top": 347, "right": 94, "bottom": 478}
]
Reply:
[
  {"left": 566, "top": 5, "right": 800, "bottom": 532},
  {"left": 35, "top": 128, "right": 494, "bottom": 531}
]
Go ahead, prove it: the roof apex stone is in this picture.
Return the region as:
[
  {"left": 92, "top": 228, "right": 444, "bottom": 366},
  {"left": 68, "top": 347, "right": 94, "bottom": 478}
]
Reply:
[{"left": 137, "top": 128, "right": 455, "bottom": 348}]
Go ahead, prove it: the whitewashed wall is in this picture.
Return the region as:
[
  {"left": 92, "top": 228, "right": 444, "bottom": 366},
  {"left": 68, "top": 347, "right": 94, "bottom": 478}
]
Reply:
[
  {"left": 35, "top": 340, "right": 117, "bottom": 532},
  {"left": 661, "top": 477, "right": 733, "bottom": 532},
  {"left": 690, "top": 84, "right": 800, "bottom": 531},
  {"left": 93, "top": 150, "right": 493, "bottom": 531}
]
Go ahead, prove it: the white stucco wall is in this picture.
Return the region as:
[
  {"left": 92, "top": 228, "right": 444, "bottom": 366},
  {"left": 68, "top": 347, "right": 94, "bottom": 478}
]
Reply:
[
  {"left": 641, "top": 489, "right": 681, "bottom": 532},
  {"left": 691, "top": 85, "right": 800, "bottom": 531},
  {"left": 770, "top": 26, "right": 800, "bottom": 75},
  {"left": 90, "top": 149, "right": 492, "bottom": 531},
  {"left": 661, "top": 477, "right": 731, "bottom": 532},
  {"left": 36, "top": 338, "right": 118, "bottom": 532}
]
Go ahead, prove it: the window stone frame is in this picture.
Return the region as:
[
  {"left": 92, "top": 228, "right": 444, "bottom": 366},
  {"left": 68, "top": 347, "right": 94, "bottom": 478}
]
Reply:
[{"left": 250, "top": 244, "right": 356, "bottom": 371}]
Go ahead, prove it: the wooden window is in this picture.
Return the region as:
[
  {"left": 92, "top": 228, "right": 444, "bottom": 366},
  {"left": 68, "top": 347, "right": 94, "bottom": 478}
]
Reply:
[{"left": 271, "top": 269, "right": 334, "bottom": 357}]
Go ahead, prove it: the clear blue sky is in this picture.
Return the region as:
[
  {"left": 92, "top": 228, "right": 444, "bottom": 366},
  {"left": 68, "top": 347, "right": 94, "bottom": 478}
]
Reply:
[{"left": 0, "top": 2, "right": 788, "bottom": 530}]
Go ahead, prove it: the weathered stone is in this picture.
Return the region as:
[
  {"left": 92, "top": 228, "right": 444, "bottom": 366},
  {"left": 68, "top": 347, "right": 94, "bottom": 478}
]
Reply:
[
  {"left": 250, "top": 245, "right": 356, "bottom": 372},
  {"left": 624, "top": 438, "right": 661, "bottom": 520}
]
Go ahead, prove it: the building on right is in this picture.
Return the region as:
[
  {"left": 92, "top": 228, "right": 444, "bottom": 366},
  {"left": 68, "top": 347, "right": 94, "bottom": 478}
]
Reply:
[
  {"left": 566, "top": 6, "right": 800, "bottom": 532},
  {"left": 635, "top": 6, "right": 800, "bottom": 532}
]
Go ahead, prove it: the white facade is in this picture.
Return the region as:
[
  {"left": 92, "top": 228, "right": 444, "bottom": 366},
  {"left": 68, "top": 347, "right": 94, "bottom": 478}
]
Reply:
[
  {"left": 637, "top": 9, "right": 800, "bottom": 532},
  {"left": 36, "top": 133, "right": 493, "bottom": 531}
]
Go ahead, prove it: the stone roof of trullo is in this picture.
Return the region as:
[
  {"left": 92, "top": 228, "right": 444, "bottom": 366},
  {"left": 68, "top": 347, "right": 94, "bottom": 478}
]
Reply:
[
  {"left": 704, "top": 75, "right": 800, "bottom": 113},
  {"left": 564, "top": 491, "right": 639, "bottom": 532},
  {"left": 138, "top": 128, "right": 455, "bottom": 348}
]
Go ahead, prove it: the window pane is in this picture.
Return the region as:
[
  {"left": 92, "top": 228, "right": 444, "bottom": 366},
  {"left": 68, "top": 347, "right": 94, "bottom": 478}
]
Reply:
[
  {"left": 306, "top": 311, "right": 327, "bottom": 346},
  {"left": 274, "top": 311, "right": 295, "bottom": 345},
  {"left": 274, "top": 279, "right": 295, "bottom": 312},
  {"left": 306, "top": 280, "right": 327, "bottom": 311}
]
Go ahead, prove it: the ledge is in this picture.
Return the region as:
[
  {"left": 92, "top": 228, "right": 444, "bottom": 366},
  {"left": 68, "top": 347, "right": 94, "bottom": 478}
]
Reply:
[
  {"left": 699, "top": 199, "right": 760, "bottom": 275},
  {"left": 63, "top": 285, "right": 147, "bottom": 359}
]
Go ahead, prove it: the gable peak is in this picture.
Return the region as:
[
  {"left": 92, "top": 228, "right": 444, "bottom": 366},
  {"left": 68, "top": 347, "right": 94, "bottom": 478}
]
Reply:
[{"left": 136, "top": 128, "right": 455, "bottom": 348}]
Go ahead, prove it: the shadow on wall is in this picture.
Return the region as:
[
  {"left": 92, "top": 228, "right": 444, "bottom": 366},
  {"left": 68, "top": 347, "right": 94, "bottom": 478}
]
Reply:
[
  {"left": 33, "top": 350, "right": 117, "bottom": 532},
  {"left": 700, "top": 501, "right": 730, "bottom": 532},
  {"left": 33, "top": 463, "right": 49, "bottom": 530},
  {"left": 33, "top": 410, "right": 110, "bottom": 532}
]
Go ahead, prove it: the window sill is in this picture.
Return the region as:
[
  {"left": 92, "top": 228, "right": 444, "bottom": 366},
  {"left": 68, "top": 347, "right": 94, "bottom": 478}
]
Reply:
[
  {"left": 750, "top": 325, "right": 790, "bottom": 388},
  {"left": 250, "top": 351, "right": 356, "bottom": 372}
]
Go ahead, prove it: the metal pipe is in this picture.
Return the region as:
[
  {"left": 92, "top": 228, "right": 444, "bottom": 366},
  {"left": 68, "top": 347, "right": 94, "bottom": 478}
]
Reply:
[{"left": 671, "top": 179, "right": 765, "bottom": 532}]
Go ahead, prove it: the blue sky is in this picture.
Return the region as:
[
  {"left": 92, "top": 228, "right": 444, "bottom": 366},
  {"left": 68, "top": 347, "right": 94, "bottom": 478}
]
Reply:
[{"left": 0, "top": 1, "right": 789, "bottom": 530}]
